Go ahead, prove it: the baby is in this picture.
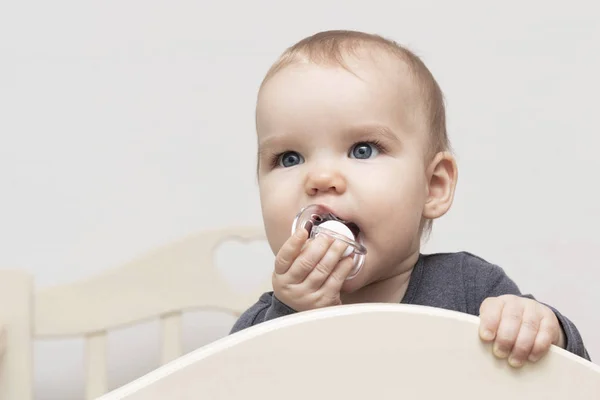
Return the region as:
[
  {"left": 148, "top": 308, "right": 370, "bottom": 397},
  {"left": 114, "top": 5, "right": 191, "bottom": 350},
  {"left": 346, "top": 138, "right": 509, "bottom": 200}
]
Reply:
[{"left": 230, "top": 30, "right": 590, "bottom": 367}]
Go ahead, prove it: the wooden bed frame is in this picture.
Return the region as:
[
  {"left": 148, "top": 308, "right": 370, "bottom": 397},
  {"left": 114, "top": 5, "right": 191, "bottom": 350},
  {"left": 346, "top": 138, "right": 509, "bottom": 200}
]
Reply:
[
  {"left": 98, "top": 303, "right": 600, "bottom": 399},
  {"left": 1, "top": 227, "right": 599, "bottom": 399},
  {"left": 0, "top": 227, "right": 269, "bottom": 399}
]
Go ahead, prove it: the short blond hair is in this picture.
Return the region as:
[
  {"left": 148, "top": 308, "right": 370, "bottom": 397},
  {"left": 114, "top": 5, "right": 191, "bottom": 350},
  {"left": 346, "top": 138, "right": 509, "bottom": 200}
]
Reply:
[
  {"left": 258, "top": 29, "right": 451, "bottom": 158},
  {"left": 257, "top": 30, "right": 451, "bottom": 237}
]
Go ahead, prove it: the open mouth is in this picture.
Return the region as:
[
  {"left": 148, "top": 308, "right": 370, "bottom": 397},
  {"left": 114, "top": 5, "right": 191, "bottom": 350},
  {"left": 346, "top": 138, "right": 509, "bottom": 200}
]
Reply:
[
  {"left": 310, "top": 210, "right": 361, "bottom": 240},
  {"left": 344, "top": 221, "right": 361, "bottom": 239}
]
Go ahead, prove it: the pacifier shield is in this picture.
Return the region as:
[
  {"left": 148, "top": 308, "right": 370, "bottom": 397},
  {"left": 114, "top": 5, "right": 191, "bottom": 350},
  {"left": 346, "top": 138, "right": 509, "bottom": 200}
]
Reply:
[{"left": 291, "top": 204, "right": 366, "bottom": 279}]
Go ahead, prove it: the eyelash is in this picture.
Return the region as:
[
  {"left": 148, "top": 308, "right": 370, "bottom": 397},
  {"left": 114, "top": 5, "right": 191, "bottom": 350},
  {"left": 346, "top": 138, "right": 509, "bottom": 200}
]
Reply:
[{"left": 269, "top": 140, "right": 387, "bottom": 168}]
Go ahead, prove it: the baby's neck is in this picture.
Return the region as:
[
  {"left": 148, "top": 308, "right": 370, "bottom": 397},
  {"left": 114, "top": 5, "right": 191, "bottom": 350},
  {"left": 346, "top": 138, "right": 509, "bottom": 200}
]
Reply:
[{"left": 341, "top": 252, "right": 418, "bottom": 305}]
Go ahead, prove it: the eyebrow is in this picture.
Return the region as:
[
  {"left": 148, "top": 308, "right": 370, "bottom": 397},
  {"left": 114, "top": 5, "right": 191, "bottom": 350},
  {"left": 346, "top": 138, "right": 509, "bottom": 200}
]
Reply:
[
  {"left": 257, "top": 124, "right": 400, "bottom": 157},
  {"left": 345, "top": 124, "right": 401, "bottom": 144},
  {"left": 257, "top": 135, "right": 286, "bottom": 158}
]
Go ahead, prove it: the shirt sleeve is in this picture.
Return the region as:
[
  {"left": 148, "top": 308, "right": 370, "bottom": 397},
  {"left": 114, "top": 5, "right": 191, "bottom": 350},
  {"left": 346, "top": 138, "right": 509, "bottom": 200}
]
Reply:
[
  {"left": 471, "top": 254, "right": 591, "bottom": 361},
  {"left": 229, "top": 292, "right": 297, "bottom": 334}
]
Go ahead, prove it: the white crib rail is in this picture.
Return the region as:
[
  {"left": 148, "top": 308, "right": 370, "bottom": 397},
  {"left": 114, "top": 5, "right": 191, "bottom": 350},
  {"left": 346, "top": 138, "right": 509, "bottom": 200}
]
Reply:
[
  {"left": 98, "top": 303, "right": 600, "bottom": 400},
  {"left": 0, "top": 270, "right": 34, "bottom": 400},
  {"left": 0, "top": 227, "right": 270, "bottom": 400},
  {"left": 86, "top": 331, "right": 108, "bottom": 398}
]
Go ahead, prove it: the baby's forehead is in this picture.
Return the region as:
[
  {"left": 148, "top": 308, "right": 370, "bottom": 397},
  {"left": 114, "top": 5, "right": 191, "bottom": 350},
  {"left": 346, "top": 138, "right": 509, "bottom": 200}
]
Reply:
[
  {"left": 348, "top": 49, "right": 421, "bottom": 99},
  {"left": 257, "top": 52, "right": 425, "bottom": 133},
  {"left": 257, "top": 34, "right": 447, "bottom": 157},
  {"left": 263, "top": 47, "right": 424, "bottom": 110},
  {"left": 305, "top": 46, "right": 418, "bottom": 90}
]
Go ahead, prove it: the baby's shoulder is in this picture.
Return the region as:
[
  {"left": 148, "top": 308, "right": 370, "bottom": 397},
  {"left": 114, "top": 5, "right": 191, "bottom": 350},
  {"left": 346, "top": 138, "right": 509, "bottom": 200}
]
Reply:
[{"left": 420, "top": 251, "right": 508, "bottom": 283}]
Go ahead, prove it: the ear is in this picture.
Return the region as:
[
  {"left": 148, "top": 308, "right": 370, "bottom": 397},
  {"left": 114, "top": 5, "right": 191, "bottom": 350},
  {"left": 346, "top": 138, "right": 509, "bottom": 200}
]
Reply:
[{"left": 423, "top": 151, "right": 458, "bottom": 220}]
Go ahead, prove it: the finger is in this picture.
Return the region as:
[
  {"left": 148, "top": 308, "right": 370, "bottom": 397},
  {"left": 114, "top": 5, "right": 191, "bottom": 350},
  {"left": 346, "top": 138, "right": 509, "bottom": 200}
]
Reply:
[
  {"left": 274, "top": 226, "right": 309, "bottom": 275},
  {"left": 284, "top": 234, "right": 334, "bottom": 284},
  {"left": 508, "top": 302, "right": 540, "bottom": 367},
  {"left": 319, "top": 254, "right": 355, "bottom": 293},
  {"left": 528, "top": 314, "right": 559, "bottom": 362},
  {"left": 493, "top": 300, "right": 525, "bottom": 359},
  {"left": 478, "top": 297, "right": 504, "bottom": 342},
  {"left": 303, "top": 237, "right": 350, "bottom": 289}
]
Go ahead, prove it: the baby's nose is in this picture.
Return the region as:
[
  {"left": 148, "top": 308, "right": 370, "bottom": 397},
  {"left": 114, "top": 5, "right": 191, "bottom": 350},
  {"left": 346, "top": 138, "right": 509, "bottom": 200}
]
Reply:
[{"left": 304, "top": 169, "right": 347, "bottom": 195}]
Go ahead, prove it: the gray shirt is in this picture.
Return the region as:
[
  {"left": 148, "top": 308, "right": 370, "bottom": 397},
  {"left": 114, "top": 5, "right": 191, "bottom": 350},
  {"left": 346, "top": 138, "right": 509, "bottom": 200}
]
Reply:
[{"left": 230, "top": 251, "right": 590, "bottom": 361}]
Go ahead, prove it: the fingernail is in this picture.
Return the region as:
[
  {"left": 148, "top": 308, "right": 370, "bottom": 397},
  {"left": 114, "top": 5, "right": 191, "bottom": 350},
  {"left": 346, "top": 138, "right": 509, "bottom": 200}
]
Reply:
[
  {"left": 508, "top": 356, "right": 523, "bottom": 367},
  {"left": 528, "top": 354, "right": 539, "bottom": 363},
  {"left": 494, "top": 345, "right": 509, "bottom": 359},
  {"left": 315, "top": 232, "right": 329, "bottom": 240},
  {"left": 481, "top": 330, "right": 494, "bottom": 341}
]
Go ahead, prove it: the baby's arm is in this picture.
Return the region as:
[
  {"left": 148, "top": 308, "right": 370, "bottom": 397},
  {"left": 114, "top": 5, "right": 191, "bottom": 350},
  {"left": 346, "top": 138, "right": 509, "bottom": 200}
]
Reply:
[
  {"left": 229, "top": 292, "right": 296, "bottom": 334},
  {"left": 474, "top": 260, "right": 590, "bottom": 364}
]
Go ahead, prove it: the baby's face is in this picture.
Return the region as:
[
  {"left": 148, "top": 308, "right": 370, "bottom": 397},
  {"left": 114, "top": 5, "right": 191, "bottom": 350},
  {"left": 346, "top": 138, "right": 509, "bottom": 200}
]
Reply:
[{"left": 256, "top": 55, "right": 431, "bottom": 291}]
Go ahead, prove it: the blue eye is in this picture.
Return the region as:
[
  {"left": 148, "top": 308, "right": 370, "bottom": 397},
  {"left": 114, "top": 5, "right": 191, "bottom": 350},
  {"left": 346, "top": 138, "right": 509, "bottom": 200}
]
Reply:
[
  {"left": 350, "top": 142, "right": 379, "bottom": 159},
  {"left": 278, "top": 151, "right": 304, "bottom": 167}
]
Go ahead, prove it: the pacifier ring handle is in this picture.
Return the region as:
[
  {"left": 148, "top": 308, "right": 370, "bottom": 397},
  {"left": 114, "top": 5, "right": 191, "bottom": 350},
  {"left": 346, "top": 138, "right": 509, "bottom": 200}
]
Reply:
[{"left": 311, "top": 214, "right": 323, "bottom": 222}]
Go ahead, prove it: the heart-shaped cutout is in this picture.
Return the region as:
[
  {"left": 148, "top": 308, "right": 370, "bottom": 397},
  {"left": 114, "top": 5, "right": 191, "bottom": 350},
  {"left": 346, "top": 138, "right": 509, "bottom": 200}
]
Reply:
[{"left": 213, "top": 238, "right": 273, "bottom": 294}]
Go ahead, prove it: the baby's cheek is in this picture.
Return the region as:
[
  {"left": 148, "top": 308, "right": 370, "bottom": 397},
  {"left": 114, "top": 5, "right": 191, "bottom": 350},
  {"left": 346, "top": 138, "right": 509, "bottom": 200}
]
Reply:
[
  {"left": 262, "top": 212, "right": 288, "bottom": 252},
  {"left": 370, "top": 203, "right": 424, "bottom": 254}
]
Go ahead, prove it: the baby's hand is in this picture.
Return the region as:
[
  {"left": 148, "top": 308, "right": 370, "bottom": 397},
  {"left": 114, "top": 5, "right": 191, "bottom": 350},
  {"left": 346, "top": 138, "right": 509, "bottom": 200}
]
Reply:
[
  {"left": 272, "top": 226, "right": 356, "bottom": 312},
  {"left": 478, "top": 294, "right": 565, "bottom": 367}
]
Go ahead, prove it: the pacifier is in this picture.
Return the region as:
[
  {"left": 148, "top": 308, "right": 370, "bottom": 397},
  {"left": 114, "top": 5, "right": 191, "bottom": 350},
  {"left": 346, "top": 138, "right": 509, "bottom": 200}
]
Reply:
[{"left": 291, "top": 204, "right": 367, "bottom": 279}]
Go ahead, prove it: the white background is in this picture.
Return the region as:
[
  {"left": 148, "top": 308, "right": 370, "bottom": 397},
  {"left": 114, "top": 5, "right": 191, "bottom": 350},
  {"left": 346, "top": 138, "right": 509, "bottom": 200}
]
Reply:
[{"left": 1, "top": 1, "right": 598, "bottom": 398}]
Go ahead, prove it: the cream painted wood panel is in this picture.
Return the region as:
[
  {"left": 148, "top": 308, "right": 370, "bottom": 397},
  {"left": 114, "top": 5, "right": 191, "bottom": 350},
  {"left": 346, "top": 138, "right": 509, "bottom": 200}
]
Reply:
[
  {"left": 97, "top": 304, "right": 600, "bottom": 400},
  {"left": 0, "top": 270, "right": 34, "bottom": 400},
  {"left": 34, "top": 227, "right": 268, "bottom": 337},
  {"left": 0, "top": 227, "right": 271, "bottom": 400}
]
